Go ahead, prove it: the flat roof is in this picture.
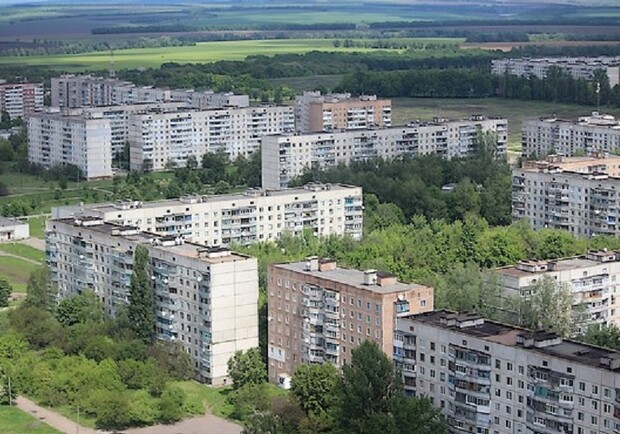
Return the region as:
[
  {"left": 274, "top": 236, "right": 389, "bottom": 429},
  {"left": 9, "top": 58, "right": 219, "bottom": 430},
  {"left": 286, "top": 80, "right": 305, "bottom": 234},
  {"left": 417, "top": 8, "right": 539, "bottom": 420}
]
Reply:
[
  {"left": 52, "top": 218, "right": 251, "bottom": 264},
  {"left": 62, "top": 183, "right": 360, "bottom": 215},
  {"left": 273, "top": 261, "right": 429, "bottom": 294},
  {"left": 407, "top": 310, "right": 620, "bottom": 370},
  {"left": 0, "top": 216, "right": 27, "bottom": 227},
  {"left": 497, "top": 257, "right": 603, "bottom": 278}
]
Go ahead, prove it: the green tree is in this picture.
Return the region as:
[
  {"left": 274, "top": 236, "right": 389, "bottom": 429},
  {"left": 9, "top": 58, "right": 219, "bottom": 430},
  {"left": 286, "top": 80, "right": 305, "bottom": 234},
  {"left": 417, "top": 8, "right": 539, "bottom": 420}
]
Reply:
[
  {"left": 88, "top": 389, "right": 131, "bottom": 430},
  {"left": 158, "top": 385, "right": 186, "bottom": 423},
  {"left": 227, "top": 347, "right": 266, "bottom": 389},
  {"left": 128, "top": 245, "right": 155, "bottom": 342},
  {"left": 519, "top": 275, "right": 574, "bottom": 337},
  {"left": 55, "top": 290, "right": 104, "bottom": 326},
  {"left": 291, "top": 363, "right": 339, "bottom": 417},
  {"left": 24, "top": 266, "right": 56, "bottom": 312},
  {"left": 148, "top": 341, "right": 194, "bottom": 381},
  {"left": 391, "top": 395, "right": 448, "bottom": 434},
  {"left": 0, "top": 276, "right": 12, "bottom": 307},
  {"left": 242, "top": 411, "right": 282, "bottom": 434},
  {"left": 581, "top": 324, "right": 620, "bottom": 350}
]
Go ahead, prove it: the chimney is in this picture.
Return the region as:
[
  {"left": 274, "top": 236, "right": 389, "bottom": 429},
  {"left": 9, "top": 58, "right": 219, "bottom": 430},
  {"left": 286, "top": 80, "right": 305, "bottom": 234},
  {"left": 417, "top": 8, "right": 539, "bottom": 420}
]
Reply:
[
  {"left": 318, "top": 258, "right": 337, "bottom": 272},
  {"left": 305, "top": 256, "right": 319, "bottom": 272},
  {"left": 363, "top": 269, "right": 377, "bottom": 285}
]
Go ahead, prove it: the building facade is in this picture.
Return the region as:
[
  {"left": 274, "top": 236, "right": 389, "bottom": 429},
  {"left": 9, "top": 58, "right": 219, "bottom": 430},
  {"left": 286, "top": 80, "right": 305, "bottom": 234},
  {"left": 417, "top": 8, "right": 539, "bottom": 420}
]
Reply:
[
  {"left": 0, "top": 82, "right": 44, "bottom": 120},
  {"left": 294, "top": 91, "right": 392, "bottom": 133},
  {"left": 492, "top": 57, "right": 620, "bottom": 87},
  {"left": 496, "top": 251, "right": 620, "bottom": 333},
  {"left": 0, "top": 216, "right": 29, "bottom": 242},
  {"left": 263, "top": 116, "right": 508, "bottom": 189},
  {"left": 267, "top": 257, "right": 434, "bottom": 385},
  {"left": 52, "top": 183, "right": 364, "bottom": 246},
  {"left": 46, "top": 217, "right": 258, "bottom": 385},
  {"left": 512, "top": 155, "right": 620, "bottom": 236},
  {"left": 522, "top": 113, "right": 620, "bottom": 158},
  {"left": 28, "top": 112, "right": 113, "bottom": 179},
  {"left": 51, "top": 74, "right": 249, "bottom": 109},
  {"left": 395, "top": 310, "right": 620, "bottom": 434},
  {"left": 129, "top": 105, "right": 294, "bottom": 170}
]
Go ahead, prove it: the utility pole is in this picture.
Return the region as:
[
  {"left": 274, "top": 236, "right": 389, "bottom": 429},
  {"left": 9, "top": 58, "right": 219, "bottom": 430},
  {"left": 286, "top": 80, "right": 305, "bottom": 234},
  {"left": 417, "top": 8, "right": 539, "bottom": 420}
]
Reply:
[
  {"left": 7, "top": 375, "right": 11, "bottom": 406},
  {"left": 76, "top": 402, "right": 80, "bottom": 434}
]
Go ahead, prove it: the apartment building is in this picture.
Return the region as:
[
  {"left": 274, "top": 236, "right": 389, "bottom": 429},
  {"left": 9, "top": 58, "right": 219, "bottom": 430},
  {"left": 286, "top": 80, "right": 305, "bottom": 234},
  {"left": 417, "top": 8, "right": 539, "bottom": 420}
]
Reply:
[
  {"left": 395, "top": 310, "right": 620, "bottom": 434},
  {"left": 46, "top": 217, "right": 258, "bottom": 385},
  {"left": 267, "top": 257, "right": 433, "bottom": 385},
  {"left": 294, "top": 91, "right": 392, "bottom": 133},
  {"left": 496, "top": 251, "right": 620, "bottom": 333},
  {"left": 492, "top": 57, "right": 620, "bottom": 87},
  {"left": 263, "top": 116, "right": 508, "bottom": 189},
  {"left": 522, "top": 112, "right": 620, "bottom": 158},
  {"left": 129, "top": 105, "right": 294, "bottom": 170},
  {"left": 512, "top": 155, "right": 620, "bottom": 236},
  {"left": 52, "top": 183, "right": 364, "bottom": 246},
  {"left": 28, "top": 112, "right": 112, "bottom": 179},
  {"left": 0, "top": 82, "right": 44, "bottom": 119},
  {"left": 51, "top": 74, "right": 249, "bottom": 109}
]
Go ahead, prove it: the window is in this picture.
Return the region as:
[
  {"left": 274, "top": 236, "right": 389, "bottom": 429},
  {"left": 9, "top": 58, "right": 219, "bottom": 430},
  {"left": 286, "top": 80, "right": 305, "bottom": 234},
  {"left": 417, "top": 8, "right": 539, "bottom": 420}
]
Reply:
[{"left": 592, "top": 385, "right": 599, "bottom": 395}]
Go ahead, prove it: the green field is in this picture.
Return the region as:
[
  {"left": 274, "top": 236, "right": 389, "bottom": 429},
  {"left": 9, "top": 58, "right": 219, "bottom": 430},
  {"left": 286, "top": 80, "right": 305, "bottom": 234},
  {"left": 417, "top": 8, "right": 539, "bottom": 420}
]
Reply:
[
  {"left": 28, "top": 217, "right": 47, "bottom": 240},
  {"left": 0, "top": 406, "right": 62, "bottom": 434},
  {"left": 392, "top": 98, "right": 620, "bottom": 151},
  {"left": 0, "top": 256, "right": 41, "bottom": 292},
  {"left": 0, "top": 244, "right": 45, "bottom": 262}
]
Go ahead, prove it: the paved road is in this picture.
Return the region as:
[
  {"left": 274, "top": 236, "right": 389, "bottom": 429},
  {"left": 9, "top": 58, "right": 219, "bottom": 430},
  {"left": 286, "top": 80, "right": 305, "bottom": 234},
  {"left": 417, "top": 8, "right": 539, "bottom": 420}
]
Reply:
[{"left": 15, "top": 396, "right": 243, "bottom": 434}]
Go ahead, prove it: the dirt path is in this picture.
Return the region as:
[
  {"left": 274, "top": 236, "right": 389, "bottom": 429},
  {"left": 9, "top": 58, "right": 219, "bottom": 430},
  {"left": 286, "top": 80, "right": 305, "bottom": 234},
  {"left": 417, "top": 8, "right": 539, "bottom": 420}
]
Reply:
[
  {"left": 0, "top": 249, "right": 42, "bottom": 265},
  {"left": 15, "top": 396, "right": 243, "bottom": 434},
  {"left": 15, "top": 396, "right": 100, "bottom": 434},
  {"left": 20, "top": 237, "right": 46, "bottom": 251}
]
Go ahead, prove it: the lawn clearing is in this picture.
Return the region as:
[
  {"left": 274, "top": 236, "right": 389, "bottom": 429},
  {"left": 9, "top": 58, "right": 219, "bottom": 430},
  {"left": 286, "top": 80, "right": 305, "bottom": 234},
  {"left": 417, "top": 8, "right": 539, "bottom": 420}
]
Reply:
[
  {"left": 0, "top": 256, "right": 40, "bottom": 292},
  {"left": 0, "top": 243, "right": 45, "bottom": 262},
  {"left": 392, "top": 98, "right": 620, "bottom": 151},
  {"left": 28, "top": 217, "right": 47, "bottom": 240},
  {"left": 172, "top": 381, "right": 235, "bottom": 419},
  {"left": 0, "top": 406, "right": 62, "bottom": 434}
]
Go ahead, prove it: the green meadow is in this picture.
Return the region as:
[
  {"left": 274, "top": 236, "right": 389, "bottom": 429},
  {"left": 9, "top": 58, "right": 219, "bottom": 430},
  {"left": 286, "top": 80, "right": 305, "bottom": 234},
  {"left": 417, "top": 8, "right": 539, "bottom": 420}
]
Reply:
[
  {"left": 0, "top": 38, "right": 461, "bottom": 71},
  {"left": 0, "top": 407, "right": 61, "bottom": 434}
]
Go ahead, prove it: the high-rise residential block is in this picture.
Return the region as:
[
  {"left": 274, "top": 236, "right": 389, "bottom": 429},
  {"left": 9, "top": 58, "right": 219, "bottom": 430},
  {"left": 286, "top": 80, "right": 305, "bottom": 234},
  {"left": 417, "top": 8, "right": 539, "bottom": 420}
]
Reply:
[
  {"left": 522, "top": 113, "right": 620, "bottom": 158},
  {"left": 46, "top": 217, "right": 258, "bottom": 385},
  {"left": 52, "top": 183, "right": 364, "bottom": 246},
  {"left": 262, "top": 116, "right": 508, "bottom": 189},
  {"left": 129, "top": 105, "right": 294, "bottom": 170},
  {"left": 496, "top": 251, "right": 620, "bottom": 333},
  {"left": 492, "top": 57, "right": 620, "bottom": 87},
  {"left": 294, "top": 91, "right": 391, "bottom": 133},
  {"left": 395, "top": 310, "right": 620, "bottom": 434},
  {"left": 0, "top": 82, "right": 44, "bottom": 120},
  {"left": 28, "top": 112, "right": 112, "bottom": 179},
  {"left": 512, "top": 155, "right": 620, "bottom": 236},
  {"left": 267, "top": 257, "right": 433, "bottom": 386}
]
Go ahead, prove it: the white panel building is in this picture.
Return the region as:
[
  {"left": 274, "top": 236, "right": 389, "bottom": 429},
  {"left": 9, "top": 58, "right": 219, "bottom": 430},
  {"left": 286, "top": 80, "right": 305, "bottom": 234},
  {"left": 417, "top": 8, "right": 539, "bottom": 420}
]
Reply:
[
  {"left": 46, "top": 217, "right": 258, "bottom": 385},
  {"left": 0, "top": 82, "right": 44, "bottom": 120},
  {"left": 262, "top": 116, "right": 508, "bottom": 189},
  {"left": 52, "top": 183, "right": 364, "bottom": 246},
  {"left": 522, "top": 113, "right": 620, "bottom": 158},
  {"left": 28, "top": 112, "right": 112, "bottom": 179},
  {"left": 129, "top": 105, "right": 294, "bottom": 170}
]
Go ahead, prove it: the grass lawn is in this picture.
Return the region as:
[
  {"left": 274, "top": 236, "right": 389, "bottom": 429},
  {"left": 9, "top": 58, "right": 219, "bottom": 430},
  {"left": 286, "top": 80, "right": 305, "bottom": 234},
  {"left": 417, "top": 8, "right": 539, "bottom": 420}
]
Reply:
[
  {"left": 28, "top": 217, "right": 47, "bottom": 240},
  {"left": 0, "top": 39, "right": 405, "bottom": 71},
  {"left": 0, "top": 406, "right": 62, "bottom": 434},
  {"left": 392, "top": 98, "right": 620, "bottom": 151},
  {"left": 0, "top": 243, "right": 45, "bottom": 262},
  {"left": 0, "top": 256, "right": 40, "bottom": 292}
]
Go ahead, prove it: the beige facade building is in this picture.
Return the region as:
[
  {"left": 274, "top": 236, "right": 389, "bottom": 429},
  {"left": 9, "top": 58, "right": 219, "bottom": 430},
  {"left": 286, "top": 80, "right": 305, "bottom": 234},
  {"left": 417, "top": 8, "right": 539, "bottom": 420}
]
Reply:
[
  {"left": 294, "top": 91, "right": 391, "bottom": 133},
  {"left": 263, "top": 116, "right": 508, "bottom": 189},
  {"left": 396, "top": 310, "right": 620, "bottom": 434},
  {"left": 522, "top": 113, "right": 620, "bottom": 158},
  {"left": 267, "top": 257, "right": 433, "bottom": 385},
  {"left": 492, "top": 57, "right": 620, "bottom": 87},
  {"left": 28, "top": 112, "right": 112, "bottom": 179},
  {"left": 512, "top": 155, "right": 620, "bottom": 236},
  {"left": 52, "top": 183, "right": 364, "bottom": 246},
  {"left": 46, "top": 217, "right": 258, "bottom": 385},
  {"left": 0, "top": 82, "right": 43, "bottom": 120},
  {"left": 496, "top": 251, "right": 620, "bottom": 333}
]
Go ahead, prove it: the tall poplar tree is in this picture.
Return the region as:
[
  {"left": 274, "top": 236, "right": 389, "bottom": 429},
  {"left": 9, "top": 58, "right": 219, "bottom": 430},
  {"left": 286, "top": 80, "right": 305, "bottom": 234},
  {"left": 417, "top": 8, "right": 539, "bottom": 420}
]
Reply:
[{"left": 128, "top": 245, "right": 155, "bottom": 342}]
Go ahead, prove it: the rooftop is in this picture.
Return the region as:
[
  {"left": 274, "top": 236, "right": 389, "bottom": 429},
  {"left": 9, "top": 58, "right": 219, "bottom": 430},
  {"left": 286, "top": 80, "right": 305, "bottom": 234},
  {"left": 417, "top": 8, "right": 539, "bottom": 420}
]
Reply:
[
  {"left": 51, "top": 218, "right": 251, "bottom": 264},
  {"left": 273, "top": 261, "right": 429, "bottom": 294},
  {"left": 0, "top": 216, "right": 27, "bottom": 228},
  {"left": 406, "top": 310, "right": 620, "bottom": 371}
]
